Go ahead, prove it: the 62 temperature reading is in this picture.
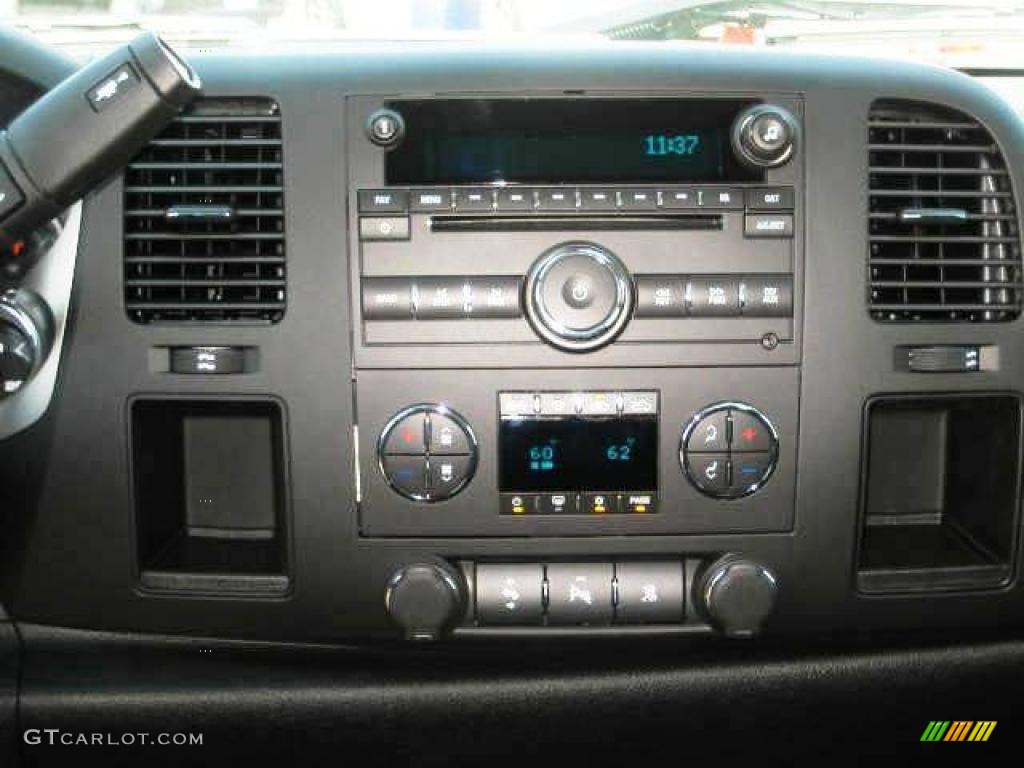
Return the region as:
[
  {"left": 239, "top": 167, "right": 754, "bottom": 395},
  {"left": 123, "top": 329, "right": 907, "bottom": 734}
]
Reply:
[
  {"left": 606, "top": 437, "right": 637, "bottom": 462},
  {"left": 644, "top": 134, "right": 701, "bottom": 157}
]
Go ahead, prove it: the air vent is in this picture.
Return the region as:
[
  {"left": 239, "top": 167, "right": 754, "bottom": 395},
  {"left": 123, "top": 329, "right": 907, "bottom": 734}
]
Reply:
[
  {"left": 124, "top": 98, "right": 285, "bottom": 323},
  {"left": 868, "top": 99, "right": 1021, "bottom": 322}
]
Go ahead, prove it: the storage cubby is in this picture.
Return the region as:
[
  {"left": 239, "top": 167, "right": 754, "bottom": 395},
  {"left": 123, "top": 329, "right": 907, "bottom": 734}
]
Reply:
[
  {"left": 131, "top": 399, "right": 289, "bottom": 594},
  {"left": 858, "top": 394, "right": 1021, "bottom": 593}
]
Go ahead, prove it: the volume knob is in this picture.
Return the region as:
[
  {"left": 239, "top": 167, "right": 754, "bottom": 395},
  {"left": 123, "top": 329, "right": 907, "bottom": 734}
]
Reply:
[{"left": 699, "top": 555, "right": 778, "bottom": 638}]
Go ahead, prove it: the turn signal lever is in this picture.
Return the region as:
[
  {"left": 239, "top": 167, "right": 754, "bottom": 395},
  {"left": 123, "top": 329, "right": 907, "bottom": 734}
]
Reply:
[{"left": 0, "top": 32, "right": 201, "bottom": 250}]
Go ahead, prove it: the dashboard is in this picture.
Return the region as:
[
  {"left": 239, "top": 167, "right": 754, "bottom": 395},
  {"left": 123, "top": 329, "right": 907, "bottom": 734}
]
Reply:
[{"left": 0, "top": 31, "right": 1023, "bottom": 763}]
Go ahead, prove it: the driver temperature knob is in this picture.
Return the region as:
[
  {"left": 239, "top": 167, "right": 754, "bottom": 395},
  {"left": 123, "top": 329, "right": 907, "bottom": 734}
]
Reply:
[
  {"left": 385, "top": 562, "right": 466, "bottom": 641},
  {"left": 0, "top": 287, "right": 53, "bottom": 398},
  {"left": 698, "top": 555, "right": 778, "bottom": 638}
]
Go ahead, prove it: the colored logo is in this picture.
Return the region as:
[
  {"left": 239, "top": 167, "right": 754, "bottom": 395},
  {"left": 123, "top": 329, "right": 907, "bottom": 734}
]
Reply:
[{"left": 920, "top": 721, "right": 996, "bottom": 742}]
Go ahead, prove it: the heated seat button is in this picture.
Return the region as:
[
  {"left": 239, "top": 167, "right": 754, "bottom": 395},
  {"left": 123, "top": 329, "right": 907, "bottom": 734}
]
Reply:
[
  {"left": 583, "top": 492, "right": 620, "bottom": 515},
  {"left": 546, "top": 563, "right": 614, "bottom": 625},
  {"left": 615, "top": 562, "right": 684, "bottom": 623},
  {"left": 686, "top": 409, "right": 729, "bottom": 453},
  {"left": 730, "top": 410, "right": 773, "bottom": 452},
  {"left": 476, "top": 564, "right": 544, "bottom": 625},
  {"left": 381, "top": 413, "right": 427, "bottom": 454},
  {"left": 428, "top": 412, "right": 473, "bottom": 455},
  {"left": 427, "top": 454, "right": 474, "bottom": 499},
  {"left": 381, "top": 455, "right": 428, "bottom": 499},
  {"left": 685, "top": 453, "right": 730, "bottom": 496}
]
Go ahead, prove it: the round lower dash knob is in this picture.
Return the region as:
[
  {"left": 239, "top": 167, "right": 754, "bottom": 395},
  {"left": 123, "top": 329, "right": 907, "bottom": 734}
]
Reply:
[
  {"left": 699, "top": 556, "right": 778, "bottom": 638},
  {"left": 385, "top": 563, "right": 466, "bottom": 641}
]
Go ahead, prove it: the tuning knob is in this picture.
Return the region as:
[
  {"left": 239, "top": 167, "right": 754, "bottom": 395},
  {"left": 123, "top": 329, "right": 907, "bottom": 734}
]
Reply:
[
  {"left": 698, "top": 555, "right": 778, "bottom": 638},
  {"left": 731, "top": 105, "right": 798, "bottom": 169},
  {"left": 0, "top": 287, "right": 53, "bottom": 398},
  {"left": 385, "top": 562, "right": 466, "bottom": 641}
]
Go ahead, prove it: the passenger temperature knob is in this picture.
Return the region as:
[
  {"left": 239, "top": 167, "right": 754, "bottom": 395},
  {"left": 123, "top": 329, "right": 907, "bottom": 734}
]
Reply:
[
  {"left": 385, "top": 562, "right": 466, "bottom": 641},
  {"left": 698, "top": 555, "right": 778, "bottom": 638}
]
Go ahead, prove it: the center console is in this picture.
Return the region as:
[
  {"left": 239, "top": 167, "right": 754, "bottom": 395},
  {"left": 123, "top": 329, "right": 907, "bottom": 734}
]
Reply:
[{"left": 348, "top": 93, "right": 804, "bottom": 636}]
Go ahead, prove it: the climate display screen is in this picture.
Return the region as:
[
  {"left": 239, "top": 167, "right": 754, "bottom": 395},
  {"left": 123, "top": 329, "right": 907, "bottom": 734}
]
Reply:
[
  {"left": 385, "top": 98, "right": 760, "bottom": 184},
  {"left": 499, "top": 417, "right": 658, "bottom": 492}
]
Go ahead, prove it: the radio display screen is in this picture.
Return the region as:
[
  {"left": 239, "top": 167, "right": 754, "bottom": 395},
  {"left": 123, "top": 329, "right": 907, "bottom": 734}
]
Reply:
[
  {"left": 499, "top": 416, "right": 658, "bottom": 492},
  {"left": 385, "top": 98, "right": 760, "bottom": 184}
]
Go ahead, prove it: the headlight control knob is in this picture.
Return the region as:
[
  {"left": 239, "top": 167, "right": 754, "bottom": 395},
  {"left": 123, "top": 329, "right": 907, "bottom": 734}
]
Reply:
[
  {"left": 731, "top": 104, "right": 798, "bottom": 169},
  {"left": 0, "top": 287, "right": 53, "bottom": 398},
  {"left": 698, "top": 555, "right": 778, "bottom": 638}
]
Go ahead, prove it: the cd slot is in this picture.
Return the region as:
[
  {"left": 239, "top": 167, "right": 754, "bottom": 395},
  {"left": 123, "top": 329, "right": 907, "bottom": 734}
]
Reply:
[{"left": 430, "top": 214, "right": 723, "bottom": 233}]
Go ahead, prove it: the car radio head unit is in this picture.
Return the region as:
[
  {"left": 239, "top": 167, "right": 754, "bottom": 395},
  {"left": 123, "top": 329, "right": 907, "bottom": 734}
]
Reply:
[{"left": 383, "top": 98, "right": 765, "bottom": 184}]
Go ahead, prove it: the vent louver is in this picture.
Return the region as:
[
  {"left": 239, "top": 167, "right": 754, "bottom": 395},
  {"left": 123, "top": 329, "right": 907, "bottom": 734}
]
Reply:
[
  {"left": 868, "top": 99, "right": 1021, "bottom": 322},
  {"left": 124, "top": 98, "right": 285, "bottom": 323}
]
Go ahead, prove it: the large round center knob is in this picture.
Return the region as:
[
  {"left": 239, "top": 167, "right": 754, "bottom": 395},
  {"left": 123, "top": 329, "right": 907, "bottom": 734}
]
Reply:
[{"left": 525, "top": 242, "right": 633, "bottom": 352}]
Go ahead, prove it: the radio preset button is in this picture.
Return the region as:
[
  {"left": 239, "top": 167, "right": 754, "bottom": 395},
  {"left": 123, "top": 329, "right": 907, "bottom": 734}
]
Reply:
[
  {"left": 496, "top": 188, "right": 535, "bottom": 211},
  {"left": 688, "top": 277, "right": 740, "bottom": 317},
  {"left": 744, "top": 213, "right": 794, "bottom": 238},
  {"left": 580, "top": 188, "right": 617, "bottom": 211},
  {"left": 476, "top": 564, "right": 545, "bottom": 625},
  {"left": 740, "top": 276, "right": 793, "bottom": 317},
  {"left": 635, "top": 276, "right": 687, "bottom": 317},
  {"left": 546, "top": 563, "right": 614, "bottom": 625},
  {"left": 454, "top": 188, "right": 493, "bottom": 212},
  {"left": 537, "top": 188, "right": 577, "bottom": 211},
  {"left": 358, "top": 189, "right": 408, "bottom": 214},
  {"left": 620, "top": 188, "right": 657, "bottom": 210},
  {"left": 362, "top": 277, "right": 414, "bottom": 320},
  {"left": 410, "top": 189, "right": 452, "bottom": 212},
  {"left": 615, "top": 562, "right": 684, "bottom": 623},
  {"left": 660, "top": 187, "right": 698, "bottom": 209},
  {"left": 359, "top": 216, "right": 410, "bottom": 241},
  {"left": 745, "top": 187, "right": 794, "bottom": 210},
  {"left": 699, "top": 188, "right": 744, "bottom": 209}
]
